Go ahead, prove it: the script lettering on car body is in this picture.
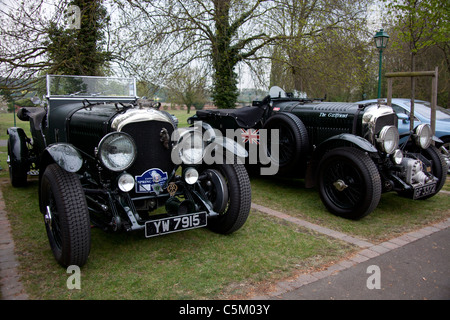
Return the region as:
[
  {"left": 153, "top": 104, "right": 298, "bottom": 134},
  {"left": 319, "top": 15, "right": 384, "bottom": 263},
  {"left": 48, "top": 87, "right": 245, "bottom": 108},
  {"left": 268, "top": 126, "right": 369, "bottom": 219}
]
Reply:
[{"left": 319, "top": 112, "right": 349, "bottom": 119}]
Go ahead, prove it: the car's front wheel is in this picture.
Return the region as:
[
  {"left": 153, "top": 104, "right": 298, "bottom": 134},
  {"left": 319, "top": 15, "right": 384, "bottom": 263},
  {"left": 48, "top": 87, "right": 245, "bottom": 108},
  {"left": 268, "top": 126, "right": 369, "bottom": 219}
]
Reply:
[
  {"left": 418, "top": 145, "right": 447, "bottom": 199},
  {"left": 40, "top": 164, "right": 91, "bottom": 267},
  {"left": 438, "top": 137, "right": 450, "bottom": 174},
  {"left": 202, "top": 163, "right": 251, "bottom": 234},
  {"left": 317, "top": 147, "right": 382, "bottom": 220}
]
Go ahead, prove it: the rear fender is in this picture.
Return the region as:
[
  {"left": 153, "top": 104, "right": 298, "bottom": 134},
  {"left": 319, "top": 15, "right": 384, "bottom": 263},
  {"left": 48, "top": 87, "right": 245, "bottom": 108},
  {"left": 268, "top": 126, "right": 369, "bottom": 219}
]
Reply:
[{"left": 7, "top": 127, "right": 29, "bottom": 164}]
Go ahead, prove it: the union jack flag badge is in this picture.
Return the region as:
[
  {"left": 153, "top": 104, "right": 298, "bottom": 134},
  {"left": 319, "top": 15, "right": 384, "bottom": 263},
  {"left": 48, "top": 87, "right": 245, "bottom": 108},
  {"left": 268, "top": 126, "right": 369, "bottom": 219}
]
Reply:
[{"left": 241, "top": 128, "right": 260, "bottom": 145}]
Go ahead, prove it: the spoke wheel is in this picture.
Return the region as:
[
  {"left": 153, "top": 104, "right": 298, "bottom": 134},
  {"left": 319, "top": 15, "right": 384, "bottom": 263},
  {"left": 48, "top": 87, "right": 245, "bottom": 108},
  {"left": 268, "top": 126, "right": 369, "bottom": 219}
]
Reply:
[
  {"left": 438, "top": 137, "right": 450, "bottom": 174},
  {"left": 418, "top": 145, "right": 447, "bottom": 199},
  {"left": 263, "top": 112, "right": 309, "bottom": 175},
  {"left": 317, "top": 147, "right": 381, "bottom": 220}
]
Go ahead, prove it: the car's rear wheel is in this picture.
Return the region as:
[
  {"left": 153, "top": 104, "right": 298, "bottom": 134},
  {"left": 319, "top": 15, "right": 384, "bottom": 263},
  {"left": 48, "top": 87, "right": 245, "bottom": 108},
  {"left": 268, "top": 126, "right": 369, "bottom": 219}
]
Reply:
[
  {"left": 317, "top": 147, "right": 382, "bottom": 220},
  {"left": 40, "top": 164, "right": 91, "bottom": 267},
  {"left": 204, "top": 163, "right": 251, "bottom": 234},
  {"left": 262, "top": 112, "right": 309, "bottom": 175}
]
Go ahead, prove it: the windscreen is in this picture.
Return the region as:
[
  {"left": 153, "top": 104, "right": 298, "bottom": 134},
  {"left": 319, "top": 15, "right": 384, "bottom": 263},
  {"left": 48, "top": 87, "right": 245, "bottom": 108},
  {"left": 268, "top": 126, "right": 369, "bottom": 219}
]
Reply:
[{"left": 46, "top": 75, "right": 136, "bottom": 98}]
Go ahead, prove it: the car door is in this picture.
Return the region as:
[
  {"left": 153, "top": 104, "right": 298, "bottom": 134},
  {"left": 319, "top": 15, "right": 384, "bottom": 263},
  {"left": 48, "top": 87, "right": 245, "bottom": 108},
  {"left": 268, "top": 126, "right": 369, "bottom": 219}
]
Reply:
[{"left": 391, "top": 103, "right": 421, "bottom": 135}]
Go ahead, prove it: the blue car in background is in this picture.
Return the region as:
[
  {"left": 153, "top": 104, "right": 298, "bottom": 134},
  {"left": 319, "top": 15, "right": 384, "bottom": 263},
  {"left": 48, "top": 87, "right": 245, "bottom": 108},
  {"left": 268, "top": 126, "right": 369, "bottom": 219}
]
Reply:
[{"left": 357, "top": 98, "right": 450, "bottom": 173}]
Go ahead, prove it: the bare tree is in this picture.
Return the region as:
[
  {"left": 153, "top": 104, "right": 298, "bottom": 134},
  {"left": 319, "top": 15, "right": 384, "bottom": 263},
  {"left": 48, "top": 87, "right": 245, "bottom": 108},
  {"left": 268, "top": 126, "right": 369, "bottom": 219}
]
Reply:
[
  {"left": 115, "top": 0, "right": 284, "bottom": 108},
  {"left": 268, "top": 0, "right": 371, "bottom": 101},
  {"left": 166, "top": 67, "right": 208, "bottom": 113},
  {"left": 383, "top": 0, "right": 450, "bottom": 107},
  {"left": 0, "top": 0, "right": 111, "bottom": 96},
  {"left": 0, "top": 1, "right": 64, "bottom": 91}
]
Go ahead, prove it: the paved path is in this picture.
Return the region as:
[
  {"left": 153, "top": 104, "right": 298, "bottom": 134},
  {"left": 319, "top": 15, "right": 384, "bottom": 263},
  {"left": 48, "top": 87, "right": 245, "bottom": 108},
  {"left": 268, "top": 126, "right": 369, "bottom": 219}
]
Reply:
[
  {"left": 270, "top": 227, "right": 450, "bottom": 300},
  {"left": 250, "top": 203, "right": 450, "bottom": 300}
]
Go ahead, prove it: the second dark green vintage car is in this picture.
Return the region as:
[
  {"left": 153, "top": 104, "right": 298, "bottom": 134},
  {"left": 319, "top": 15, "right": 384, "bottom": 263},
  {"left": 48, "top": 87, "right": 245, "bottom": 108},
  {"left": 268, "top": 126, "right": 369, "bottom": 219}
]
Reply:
[
  {"left": 190, "top": 86, "right": 447, "bottom": 220},
  {"left": 7, "top": 75, "right": 251, "bottom": 268}
]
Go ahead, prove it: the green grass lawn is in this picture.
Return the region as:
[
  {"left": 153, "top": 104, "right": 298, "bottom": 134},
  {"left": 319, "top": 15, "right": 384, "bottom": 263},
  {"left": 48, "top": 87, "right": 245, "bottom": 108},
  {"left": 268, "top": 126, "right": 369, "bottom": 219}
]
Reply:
[
  {"left": 0, "top": 109, "right": 448, "bottom": 299},
  {"left": 0, "top": 112, "right": 29, "bottom": 141},
  {"left": 0, "top": 109, "right": 354, "bottom": 300},
  {"left": 250, "top": 175, "right": 450, "bottom": 242},
  {"left": 1, "top": 178, "right": 353, "bottom": 299}
]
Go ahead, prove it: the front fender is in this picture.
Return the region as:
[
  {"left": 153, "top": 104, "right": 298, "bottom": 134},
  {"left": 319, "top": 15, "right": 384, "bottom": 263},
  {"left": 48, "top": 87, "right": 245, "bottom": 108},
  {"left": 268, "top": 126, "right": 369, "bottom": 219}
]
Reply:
[
  {"left": 41, "top": 143, "right": 83, "bottom": 173},
  {"left": 174, "top": 122, "right": 248, "bottom": 166},
  {"left": 200, "top": 121, "right": 248, "bottom": 159},
  {"left": 317, "top": 133, "right": 377, "bottom": 155},
  {"left": 211, "top": 136, "right": 248, "bottom": 159},
  {"left": 433, "top": 135, "right": 443, "bottom": 144}
]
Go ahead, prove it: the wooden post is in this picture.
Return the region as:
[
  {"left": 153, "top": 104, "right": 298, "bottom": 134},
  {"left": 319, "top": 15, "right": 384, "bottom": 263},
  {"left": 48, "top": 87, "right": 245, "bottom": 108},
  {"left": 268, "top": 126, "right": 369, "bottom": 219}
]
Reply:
[
  {"left": 430, "top": 67, "right": 438, "bottom": 135},
  {"left": 387, "top": 78, "right": 392, "bottom": 106},
  {"left": 384, "top": 70, "right": 439, "bottom": 136}
]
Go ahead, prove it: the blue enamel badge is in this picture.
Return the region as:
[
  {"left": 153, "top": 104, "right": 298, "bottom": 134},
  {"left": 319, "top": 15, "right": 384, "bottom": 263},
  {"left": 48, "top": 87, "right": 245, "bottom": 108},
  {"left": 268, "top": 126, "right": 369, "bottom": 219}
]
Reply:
[{"left": 135, "top": 168, "right": 168, "bottom": 193}]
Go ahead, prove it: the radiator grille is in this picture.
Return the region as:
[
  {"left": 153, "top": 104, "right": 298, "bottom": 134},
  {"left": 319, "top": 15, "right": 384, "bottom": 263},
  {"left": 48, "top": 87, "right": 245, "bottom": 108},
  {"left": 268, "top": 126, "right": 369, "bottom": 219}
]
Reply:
[
  {"left": 121, "top": 121, "right": 175, "bottom": 179},
  {"left": 374, "top": 113, "right": 397, "bottom": 135}
]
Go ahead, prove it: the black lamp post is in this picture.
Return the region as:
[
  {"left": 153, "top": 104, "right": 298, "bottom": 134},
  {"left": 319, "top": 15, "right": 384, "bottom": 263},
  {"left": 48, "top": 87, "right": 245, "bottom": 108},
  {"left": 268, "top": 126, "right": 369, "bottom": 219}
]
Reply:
[{"left": 374, "top": 29, "right": 389, "bottom": 98}]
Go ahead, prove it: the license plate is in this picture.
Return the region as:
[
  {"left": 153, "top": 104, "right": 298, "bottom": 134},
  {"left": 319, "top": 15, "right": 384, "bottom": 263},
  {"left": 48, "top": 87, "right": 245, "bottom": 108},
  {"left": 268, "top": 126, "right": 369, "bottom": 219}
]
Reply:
[
  {"left": 145, "top": 212, "right": 207, "bottom": 238},
  {"left": 413, "top": 182, "right": 437, "bottom": 199}
]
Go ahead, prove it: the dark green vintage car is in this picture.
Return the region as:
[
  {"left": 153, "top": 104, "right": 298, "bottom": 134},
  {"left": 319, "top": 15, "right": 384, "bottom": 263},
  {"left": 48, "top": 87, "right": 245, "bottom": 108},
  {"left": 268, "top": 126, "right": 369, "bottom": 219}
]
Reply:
[
  {"left": 190, "top": 86, "right": 447, "bottom": 220},
  {"left": 7, "top": 75, "right": 251, "bottom": 267}
]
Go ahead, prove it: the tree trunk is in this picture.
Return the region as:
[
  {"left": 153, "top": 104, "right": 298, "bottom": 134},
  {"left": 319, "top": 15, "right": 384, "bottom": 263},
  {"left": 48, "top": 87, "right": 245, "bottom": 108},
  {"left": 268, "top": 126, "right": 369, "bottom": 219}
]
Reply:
[{"left": 211, "top": 0, "right": 239, "bottom": 109}]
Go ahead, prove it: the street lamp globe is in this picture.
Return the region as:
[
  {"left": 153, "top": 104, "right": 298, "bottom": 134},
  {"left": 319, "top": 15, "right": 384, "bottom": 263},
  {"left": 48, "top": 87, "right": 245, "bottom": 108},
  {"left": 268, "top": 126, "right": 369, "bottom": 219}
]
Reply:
[
  {"left": 374, "top": 29, "right": 389, "bottom": 98},
  {"left": 374, "top": 29, "right": 390, "bottom": 49}
]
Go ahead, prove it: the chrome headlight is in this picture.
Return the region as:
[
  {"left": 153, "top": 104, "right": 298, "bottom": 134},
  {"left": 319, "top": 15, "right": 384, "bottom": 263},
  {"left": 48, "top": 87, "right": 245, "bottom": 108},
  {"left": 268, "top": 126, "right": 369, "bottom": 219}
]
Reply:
[
  {"left": 98, "top": 132, "right": 137, "bottom": 171},
  {"left": 118, "top": 173, "right": 135, "bottom": 192},
  {"left": 414, "top": 124, "right": 432, "bottom": 149},
  {"left": 178, "top": 130, "right": 204, "bottom": 164},
  {"left": 184, "top": 167, "right": 199, "bottom": 185},
  {"left": 392, "top": 149, "right": 403, "bottom": 165},
  {"left": 377, "top": 125, "right": 399, "bottom": 154}
]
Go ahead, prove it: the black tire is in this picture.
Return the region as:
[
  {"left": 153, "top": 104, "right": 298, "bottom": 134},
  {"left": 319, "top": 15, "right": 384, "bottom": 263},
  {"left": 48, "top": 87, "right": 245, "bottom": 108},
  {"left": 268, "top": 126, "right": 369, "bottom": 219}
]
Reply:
[
  {"left": 7, "top": 138, "right": 28, "bottom": 187},
  {"left": 317, "top": 147, "right": 382, "bottom": 220},
  {"left": 262, "top": 112, "right": 309, "bottom": 175},
  {"left": 419, "top": 145, "right": 447, "bottom": 199},
  {"left": 40, "top": 164, "right": 91, "bottom": 267},
  {"left": 438, "top": 137, "right": 450, "bottom": 175},
  {"left": 204, "top": 163, "right": 251, "bottom": 234}
]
